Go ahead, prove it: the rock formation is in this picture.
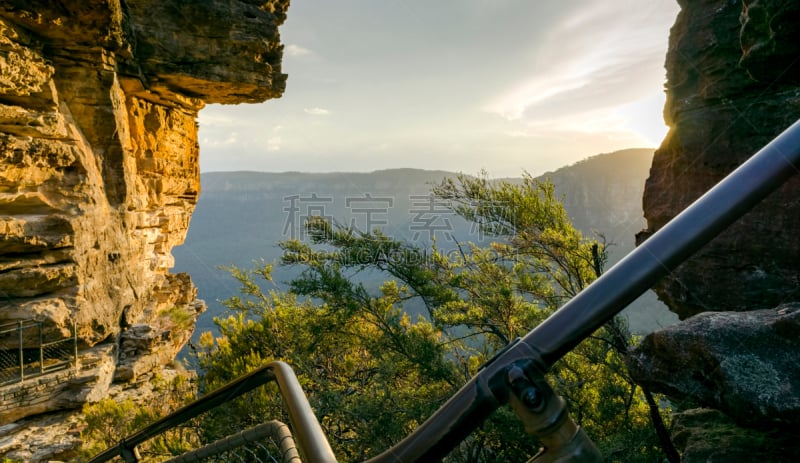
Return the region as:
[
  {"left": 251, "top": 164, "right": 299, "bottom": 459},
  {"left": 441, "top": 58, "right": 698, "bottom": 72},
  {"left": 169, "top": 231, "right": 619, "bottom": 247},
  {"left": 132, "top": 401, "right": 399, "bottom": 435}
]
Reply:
[
  {"left": 630, "top": 304, "right": 800, "bottom": 427},
  {"left": 0, "top": 0, "right": 288, "bottom": 459},
  {"left": 636, "top": 0, "right": 800, "bottom": 461},
  {"left": 638, "top": 0, "right": 800, "bottom": 319}
]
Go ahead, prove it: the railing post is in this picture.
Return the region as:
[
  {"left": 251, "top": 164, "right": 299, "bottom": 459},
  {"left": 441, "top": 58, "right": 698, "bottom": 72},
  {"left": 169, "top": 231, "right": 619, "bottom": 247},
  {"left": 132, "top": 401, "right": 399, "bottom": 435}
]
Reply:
[
  {"left": 73, "top": 320, "right": 79, "bottom": 371},
  {"left": 119, "top": 443, "right": 140, "bottom": 463},
  {"left": 18, "top": 321, "right": 23, "bottom": 383},
  {"left": 39, "top": 322, "right": 44, "bottom": 375}
]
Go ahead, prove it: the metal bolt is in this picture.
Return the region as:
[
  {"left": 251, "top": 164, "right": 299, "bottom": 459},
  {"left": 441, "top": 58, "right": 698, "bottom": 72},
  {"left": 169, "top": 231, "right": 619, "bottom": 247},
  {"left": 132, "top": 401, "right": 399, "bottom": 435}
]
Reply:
[{"left": 520, "top": 386, "right": 542, "bottom": 410}]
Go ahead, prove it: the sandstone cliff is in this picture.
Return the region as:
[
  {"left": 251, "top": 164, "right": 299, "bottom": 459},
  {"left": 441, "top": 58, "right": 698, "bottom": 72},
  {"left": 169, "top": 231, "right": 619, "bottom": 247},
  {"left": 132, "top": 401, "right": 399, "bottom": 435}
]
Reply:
[
  {"left": 0, "top": 0, "right": 288, "bottom": 459},
  {"left": 638, "top": 0, "right": 800, "bottom": 319},
  {"left": 635, "top": 1, "right": 800, "bottom": 461}
]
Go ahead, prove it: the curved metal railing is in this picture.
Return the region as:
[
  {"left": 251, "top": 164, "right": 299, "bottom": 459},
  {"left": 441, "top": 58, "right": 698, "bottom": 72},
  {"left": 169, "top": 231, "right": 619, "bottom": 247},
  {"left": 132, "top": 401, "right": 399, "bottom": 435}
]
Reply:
[
  {"left": 163, "top": 420, "right": 301, "bottom": 463},
  {"left": 87, "top": 361, "right": 336, "bottom": 463}
]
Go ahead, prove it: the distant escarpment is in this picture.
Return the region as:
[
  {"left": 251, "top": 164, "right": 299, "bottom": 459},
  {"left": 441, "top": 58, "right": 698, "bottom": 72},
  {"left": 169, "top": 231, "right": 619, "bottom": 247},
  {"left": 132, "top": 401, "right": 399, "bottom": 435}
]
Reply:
[
  {"left": 0, "top": 0, "right": 288, "bottom": 459},
  {"left": 635, "top": 1, "right": 800, "bottom": 461}
]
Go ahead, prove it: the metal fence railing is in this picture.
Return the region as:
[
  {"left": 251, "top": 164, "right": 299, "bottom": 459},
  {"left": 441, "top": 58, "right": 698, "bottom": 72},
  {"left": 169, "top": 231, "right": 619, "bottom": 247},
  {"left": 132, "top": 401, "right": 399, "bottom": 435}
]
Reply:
[
  {"left": 88, "top": 361, "right": 330, "bottom": 463},
  {"left": 0, "top": 320, "right": 78, "bottom": 386},
  {"left": 165, "top": 421, "right": 301, "bottom": 463}
]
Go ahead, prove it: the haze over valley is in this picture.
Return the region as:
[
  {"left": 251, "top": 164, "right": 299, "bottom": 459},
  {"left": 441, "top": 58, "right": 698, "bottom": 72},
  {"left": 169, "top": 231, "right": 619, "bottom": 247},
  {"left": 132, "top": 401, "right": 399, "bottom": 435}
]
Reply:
[{"left": 174, "top": 148, "right": 678, "bottom": 352}]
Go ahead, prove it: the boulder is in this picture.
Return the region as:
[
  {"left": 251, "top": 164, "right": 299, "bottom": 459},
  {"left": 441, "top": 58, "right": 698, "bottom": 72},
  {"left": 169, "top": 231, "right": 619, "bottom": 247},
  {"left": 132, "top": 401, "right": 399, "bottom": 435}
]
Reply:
[
  {"left": 629, "top": 304, "right": 800, "bottom": 427},
  {"left": 670, "top": 408, "right": 798, "bottom": 463}
]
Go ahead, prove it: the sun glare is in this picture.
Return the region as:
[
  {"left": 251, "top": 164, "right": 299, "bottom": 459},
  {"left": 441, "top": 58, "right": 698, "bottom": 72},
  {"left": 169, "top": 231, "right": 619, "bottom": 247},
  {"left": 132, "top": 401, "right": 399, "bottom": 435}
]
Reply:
[{"left": 616, "top": 91, "right": 669, "bottom": 147}]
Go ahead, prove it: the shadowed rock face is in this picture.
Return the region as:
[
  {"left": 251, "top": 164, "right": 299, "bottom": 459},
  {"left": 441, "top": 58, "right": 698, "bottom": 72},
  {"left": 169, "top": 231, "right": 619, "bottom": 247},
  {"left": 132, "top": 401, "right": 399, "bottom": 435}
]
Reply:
[
  {"left": 740, "top": 0, "right": 800, "bottom": 86},
  {"left": 668, "top": 408, "right": 799, "bottom": 463},
  {"left": 636, "top": 1, "right": 800, "bottom": 459},
  {"left": 123, "top": 0, "right": 287, "bottom": 104},
  {"left": 638, "top": 0, "right": 800, "bottom": 319},
  {"left": 0, "top": 0, "right": 288, "bottom": 429}
]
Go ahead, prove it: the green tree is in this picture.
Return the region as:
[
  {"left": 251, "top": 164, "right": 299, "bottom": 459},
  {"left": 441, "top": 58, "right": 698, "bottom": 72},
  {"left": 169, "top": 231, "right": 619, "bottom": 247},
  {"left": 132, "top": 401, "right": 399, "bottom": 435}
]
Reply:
[
  {"left": 197, "top": 174, "right": 668, "bottom": 462},
  {"left": 195, "top": 268, "right": 462, "bottom": 461}
]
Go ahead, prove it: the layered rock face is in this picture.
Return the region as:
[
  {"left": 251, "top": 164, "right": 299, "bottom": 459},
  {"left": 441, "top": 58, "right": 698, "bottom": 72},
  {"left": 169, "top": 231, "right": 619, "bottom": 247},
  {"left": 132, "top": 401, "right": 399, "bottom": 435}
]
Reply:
[
  {"left": 635, "top": 1, "right": 800, "bottom": 461},
  {"left": 638, "top": 0, "right": 800, "bottom": 319},
  {"left": 0, "top": 0, "right": 288, "bottom": 457}
]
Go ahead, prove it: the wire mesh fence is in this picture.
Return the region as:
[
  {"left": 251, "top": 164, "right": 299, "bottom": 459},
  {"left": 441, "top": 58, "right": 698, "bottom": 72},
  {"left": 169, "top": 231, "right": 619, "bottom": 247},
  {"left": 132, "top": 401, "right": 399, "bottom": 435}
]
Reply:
[
  {"left": 0, "top": 320, "right": 77, "bottom": 386},
  {"left": 93, "top": 383, "right": 304, "bottom": 463},
  {"left": 164, "top": 421, "right": 301, "bottom": 463}
]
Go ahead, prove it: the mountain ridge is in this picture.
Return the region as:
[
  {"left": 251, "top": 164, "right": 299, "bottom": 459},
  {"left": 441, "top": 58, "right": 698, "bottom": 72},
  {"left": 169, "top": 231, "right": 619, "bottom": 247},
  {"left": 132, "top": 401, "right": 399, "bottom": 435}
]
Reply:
[{"left": 174, "top": 148, "right": 676, "bottom": 343}]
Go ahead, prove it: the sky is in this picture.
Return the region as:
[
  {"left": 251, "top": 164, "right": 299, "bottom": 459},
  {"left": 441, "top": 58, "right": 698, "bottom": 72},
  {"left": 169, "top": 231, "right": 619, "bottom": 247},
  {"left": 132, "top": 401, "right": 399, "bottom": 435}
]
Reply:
[{"left": 198, "top": 0, "right": 681, "bottom": 178}]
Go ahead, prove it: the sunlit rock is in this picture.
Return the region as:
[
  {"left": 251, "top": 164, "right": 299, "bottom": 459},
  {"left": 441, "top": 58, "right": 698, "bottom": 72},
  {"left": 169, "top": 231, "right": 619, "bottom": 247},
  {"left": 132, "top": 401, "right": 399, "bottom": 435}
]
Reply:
[{"left": 0, "top": 0, "right": 289, "bottom": 457}]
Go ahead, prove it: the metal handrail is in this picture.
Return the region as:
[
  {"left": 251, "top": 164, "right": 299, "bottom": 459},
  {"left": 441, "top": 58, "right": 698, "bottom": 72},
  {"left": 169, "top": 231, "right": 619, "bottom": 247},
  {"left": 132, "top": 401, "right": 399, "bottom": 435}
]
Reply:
[
  {"left": 362, "top": 117, "right": 800, "bottom": 463},
  {"left": 87, "top": 361, "right": 336, "bottom": 463},
  {"left": 164, "top": 420, "right": 301, "bottom": 463},
  {"left": 90, "top": 118, "right": 800, "bottom": 462}
]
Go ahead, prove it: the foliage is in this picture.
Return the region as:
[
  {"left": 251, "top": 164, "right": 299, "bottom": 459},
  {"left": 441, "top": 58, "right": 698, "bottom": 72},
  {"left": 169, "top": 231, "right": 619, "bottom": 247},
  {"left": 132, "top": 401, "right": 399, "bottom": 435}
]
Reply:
[
  {"left": 77, "top": 373, "right": 198, "bottom": 460},
  {"left": 196, "top": 174, "right": 668, "bottom": 462},
  {"left": 158, "top": 305, "right": 195, "bottom": 332},
  {"left": 195, "top": 272, "right": 461, "bottom": 461}
]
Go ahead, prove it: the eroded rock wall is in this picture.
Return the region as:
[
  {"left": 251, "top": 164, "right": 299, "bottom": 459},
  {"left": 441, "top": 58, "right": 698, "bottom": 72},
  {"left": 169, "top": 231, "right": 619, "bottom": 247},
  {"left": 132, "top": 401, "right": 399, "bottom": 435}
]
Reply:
[
  {"left": 0, "top": 0, "right": 288, "bottom": 440},
  {"left": 636, "top": 1, "right": 800, "bottom": 460},
  {"left": 638, "top": 0, "right": 800, "bottom": 319}
]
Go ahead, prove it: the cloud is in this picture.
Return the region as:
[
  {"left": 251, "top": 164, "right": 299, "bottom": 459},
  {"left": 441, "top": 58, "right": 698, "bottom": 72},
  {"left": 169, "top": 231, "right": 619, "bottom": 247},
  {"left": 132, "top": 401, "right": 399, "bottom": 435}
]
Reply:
[
  {"left": 485, "top": 0, "right": 677, "bottom": 143},
  {"left": 267, "top": 136, "right": 282, "bottom": 151},
  {"left": 304, "top": 107, "right": 331, "bottom": 116},
  {"left": 224, "top": 132, "right": 238, "bottom": 145},
  {"left": 198, "top": 111, "right": 236, "bottom": 127},
  {"left": 517, "top": 52, "right": 663, "bottom": 121},
  {"left": 285, "top": 44, "right": 313, "bottom": 56}
]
